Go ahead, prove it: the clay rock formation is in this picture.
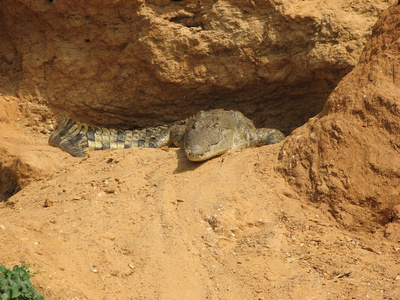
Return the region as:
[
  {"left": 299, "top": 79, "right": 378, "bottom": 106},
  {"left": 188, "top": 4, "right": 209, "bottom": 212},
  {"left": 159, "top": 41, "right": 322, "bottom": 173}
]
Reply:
[
  {"left": 278, "top": 4, "right": 400, "bottom": 229},
  {"left": 0, "top": 0, "right": 392, "bottom": 133}
]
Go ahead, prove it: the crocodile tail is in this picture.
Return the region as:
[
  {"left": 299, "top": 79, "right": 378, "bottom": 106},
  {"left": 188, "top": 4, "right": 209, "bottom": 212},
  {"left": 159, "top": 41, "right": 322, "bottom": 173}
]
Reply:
[
  {"left": 49, "top": 117, "right": 131, "bottom": 157},
  {"left": 49, "top": 117, "right": 173, "bottom": 157},
  {"left": 87, "top": 127, "right": 133, "bottom": 151},
  {"left": 87, "top": 125, "right": 173, "bottom": 150},
  {"left": 49, "top": 117, "right": 89, "bottom": 157}
]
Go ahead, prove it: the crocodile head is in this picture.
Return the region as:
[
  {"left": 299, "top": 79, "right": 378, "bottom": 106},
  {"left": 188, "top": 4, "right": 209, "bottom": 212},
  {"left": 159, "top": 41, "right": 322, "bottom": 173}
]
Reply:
[{"left": 183, "top": 110, "right": 235, "bottom": 161}]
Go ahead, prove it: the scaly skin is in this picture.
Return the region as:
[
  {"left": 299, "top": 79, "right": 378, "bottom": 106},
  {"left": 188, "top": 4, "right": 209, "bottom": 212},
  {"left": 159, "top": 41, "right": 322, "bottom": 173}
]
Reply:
[{"left": 49, "top": 109, "right": 285, "bottom": 161}]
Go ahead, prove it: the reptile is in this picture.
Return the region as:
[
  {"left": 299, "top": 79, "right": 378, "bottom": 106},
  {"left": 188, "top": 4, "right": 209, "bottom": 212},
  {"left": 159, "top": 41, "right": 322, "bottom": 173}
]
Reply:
[{"left": 49, "top": 109, "right": 285, "bottom": 161}]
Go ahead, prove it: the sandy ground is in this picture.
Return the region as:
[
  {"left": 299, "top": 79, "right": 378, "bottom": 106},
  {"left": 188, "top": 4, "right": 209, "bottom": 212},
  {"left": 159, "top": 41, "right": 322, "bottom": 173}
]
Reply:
[
  {"left": 0, "top": 97, "right": 399, "bottom": 299},
  {"left": 1, "top": 2, "right": 399, "bottom": 299}
]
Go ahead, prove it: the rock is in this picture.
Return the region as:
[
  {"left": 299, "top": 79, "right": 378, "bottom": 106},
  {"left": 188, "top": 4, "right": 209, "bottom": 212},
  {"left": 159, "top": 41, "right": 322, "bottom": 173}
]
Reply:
[
  {"left": 0, "top": 0, "right": 393, "bottom": 133},
  {"left": 277, "top": 4, "right": 400, "bottom": 228}
]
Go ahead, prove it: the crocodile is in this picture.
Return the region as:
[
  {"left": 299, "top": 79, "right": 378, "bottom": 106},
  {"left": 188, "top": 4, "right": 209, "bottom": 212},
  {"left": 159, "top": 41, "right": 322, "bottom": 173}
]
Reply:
[{"left": 49, "top": 109, "right": 285, "bottom": 161}]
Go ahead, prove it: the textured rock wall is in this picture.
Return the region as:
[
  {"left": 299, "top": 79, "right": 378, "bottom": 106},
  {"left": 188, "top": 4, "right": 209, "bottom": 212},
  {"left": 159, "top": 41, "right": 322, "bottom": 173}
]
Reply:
[
  {"left": 0, "top": 0, "right": 393, "bottom": 132},
  {"left": 278, "top": 3, "right": 400, "bottom": 228}
]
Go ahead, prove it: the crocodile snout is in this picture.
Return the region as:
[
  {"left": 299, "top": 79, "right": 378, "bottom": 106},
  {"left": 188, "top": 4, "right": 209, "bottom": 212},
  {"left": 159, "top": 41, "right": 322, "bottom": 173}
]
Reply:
[{"left": 185, "top": 145, "right": 207, "bottom": 161}]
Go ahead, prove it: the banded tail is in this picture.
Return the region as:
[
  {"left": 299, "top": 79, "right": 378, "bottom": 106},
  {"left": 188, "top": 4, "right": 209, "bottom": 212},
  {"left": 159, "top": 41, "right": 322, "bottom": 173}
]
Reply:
[{"left": 49, "top": 117, "right": 171, "bottom": 157}]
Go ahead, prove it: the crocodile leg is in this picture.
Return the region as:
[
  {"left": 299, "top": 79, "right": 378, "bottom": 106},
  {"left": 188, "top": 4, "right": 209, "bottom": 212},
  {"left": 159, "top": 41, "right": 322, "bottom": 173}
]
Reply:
[{"left": 254, "top": 128, "right": 285, "bottom": 146}]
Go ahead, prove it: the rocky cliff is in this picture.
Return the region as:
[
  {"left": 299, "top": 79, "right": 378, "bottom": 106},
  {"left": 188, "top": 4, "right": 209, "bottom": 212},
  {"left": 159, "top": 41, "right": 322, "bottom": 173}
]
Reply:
[{"left": 0, "top": 0, "right": 392, "bottom": 133}]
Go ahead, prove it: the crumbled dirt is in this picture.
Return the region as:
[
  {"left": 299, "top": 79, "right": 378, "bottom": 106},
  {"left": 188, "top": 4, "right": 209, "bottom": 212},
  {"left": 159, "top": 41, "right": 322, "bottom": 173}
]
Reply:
[
  {"left": 1, "top": 1, "right": 400, "bottom": 299},
  {"left": 0, "top": 94, "right": 399, "bottom": 299},
  {"left": 278, "top": 4, "right": 400, "bottom": 231}
]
